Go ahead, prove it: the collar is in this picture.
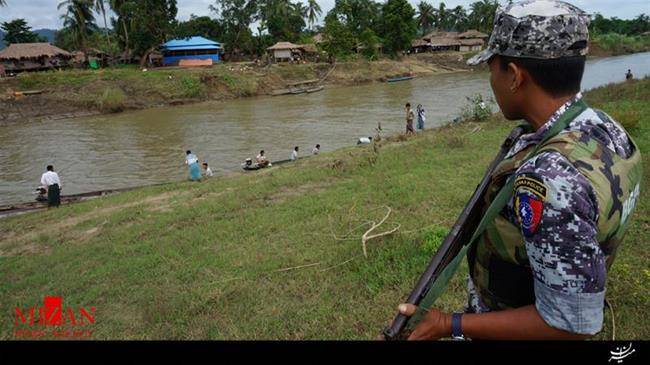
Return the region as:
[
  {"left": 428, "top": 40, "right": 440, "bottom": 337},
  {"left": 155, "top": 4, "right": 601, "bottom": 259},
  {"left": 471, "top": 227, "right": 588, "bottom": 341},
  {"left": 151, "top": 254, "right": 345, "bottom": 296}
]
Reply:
[{"left": 507, "top": 92, "right": 583, "bottom": 158}]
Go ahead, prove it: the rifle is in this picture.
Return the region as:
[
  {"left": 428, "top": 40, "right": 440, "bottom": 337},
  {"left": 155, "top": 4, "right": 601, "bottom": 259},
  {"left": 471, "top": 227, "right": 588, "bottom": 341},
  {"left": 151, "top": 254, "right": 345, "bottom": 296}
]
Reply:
[{"left": 382, "top": 125, "right": 526, "bottom": 340}]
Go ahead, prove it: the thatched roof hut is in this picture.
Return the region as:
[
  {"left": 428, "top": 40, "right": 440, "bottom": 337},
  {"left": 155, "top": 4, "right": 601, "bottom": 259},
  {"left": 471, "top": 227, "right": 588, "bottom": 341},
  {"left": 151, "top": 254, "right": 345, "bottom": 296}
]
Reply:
[
  {"left": 458, "top": 30, "right": 489, "bottom": 39},
  {"left": 0, "top": 43, "right": 72, "bottom": 61},
  {"left": 0, "top": 43, "right": 73, "bottom": 72},
  {"left": 267, "top": 42, "right": 303, "bottom": 51},
  {"left": 267, "top": 42, "right": 305, "bottom": 62}
]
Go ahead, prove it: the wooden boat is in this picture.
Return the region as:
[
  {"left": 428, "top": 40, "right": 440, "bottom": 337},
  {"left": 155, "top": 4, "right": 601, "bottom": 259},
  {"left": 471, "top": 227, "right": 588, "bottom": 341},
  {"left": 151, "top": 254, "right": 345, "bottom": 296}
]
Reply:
[
  {"left": 306, "top": 85, "right": 324, "bottom": 93},
  {"left": 271, "top": 88, "right": 292, "bottom": 96},
  {"left": 386, "top": 76, "right": 415, "bottom": 83},
  {"left": 0, "top": 184, "right": 167, "bottom": 218},
  {"left": 271, "top": 79, "right": 322, "bottom": 96},
  {"left": 241, "top": 158, "right": 294, "bottom": 172}
]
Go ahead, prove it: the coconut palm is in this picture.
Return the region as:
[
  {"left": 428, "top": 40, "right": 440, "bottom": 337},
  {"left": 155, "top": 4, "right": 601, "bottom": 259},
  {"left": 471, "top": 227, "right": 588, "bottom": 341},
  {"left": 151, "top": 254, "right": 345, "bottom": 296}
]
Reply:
[
  {"left": 0, "top": 0, "right": 7, "bottom": 7},
  {"left": 450, "top": 5, "right": 468, "bottom": 31},
  {"left": 58, "top": 0, "right": 96, "bottom": 50},
  {"left": 417, "top": 1, "right": 435, "bottom": 36},
  {"left": 94, "top": 0, "right": 109, "bottom": 38},
  {"left": 109, "top": 0, "right": 130, "bottom": 53},
  {"left": 434, "top": 2, "right": 449, "bottom": 31},
  {"left": 469, "top": 0, "right": 499, "bottom": 33},
  {"left": 306, "top": 0, "right": 322, "bottom": 31}
]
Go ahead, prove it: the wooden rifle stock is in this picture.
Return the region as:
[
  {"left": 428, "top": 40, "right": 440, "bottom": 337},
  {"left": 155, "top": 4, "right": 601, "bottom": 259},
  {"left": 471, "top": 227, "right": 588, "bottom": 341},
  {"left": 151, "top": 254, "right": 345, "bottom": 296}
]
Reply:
[{"left": 382, "top": 126, "right": 525, "bottom": 340}]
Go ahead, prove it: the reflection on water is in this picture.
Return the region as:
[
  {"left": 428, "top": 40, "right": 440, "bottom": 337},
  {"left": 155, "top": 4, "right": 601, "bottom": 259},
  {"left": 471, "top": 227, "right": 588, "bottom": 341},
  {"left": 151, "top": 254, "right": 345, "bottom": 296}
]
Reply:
[{"left": 1, "top": 52, "right": 649, "bottom": 205}]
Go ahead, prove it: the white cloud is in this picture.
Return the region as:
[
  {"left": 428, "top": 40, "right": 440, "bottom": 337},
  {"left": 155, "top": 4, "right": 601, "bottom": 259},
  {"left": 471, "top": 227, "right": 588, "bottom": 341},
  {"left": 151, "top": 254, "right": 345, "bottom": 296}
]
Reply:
[{"left": 0, "top": 0, "right": 647, "bottom": 30}]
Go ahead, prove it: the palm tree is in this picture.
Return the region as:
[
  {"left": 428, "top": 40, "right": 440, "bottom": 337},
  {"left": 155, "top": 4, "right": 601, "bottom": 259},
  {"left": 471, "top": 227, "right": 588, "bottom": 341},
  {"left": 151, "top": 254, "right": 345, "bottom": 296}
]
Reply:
[
  {"left": 0, "top": 0, "right": 7, "bottom": 6},
  {"left": 58, "top": 0, "right": 96, "bottom": 50},
  {"left": 469, "top": 0, "right": 499, "bottom": 33},
  {"left": 94, "top": 0, "right": 109, "bottom": 38},
  {"left": 451, "top": 5, "right": 468, "bottom": 31},
  {"left": 109, "top": 0, "right": 130, "bottom": 54},
  {"left": 306, "top": 0, "right": 322, "bottom": 31},
  {"left": 417, "top": 1, "right": 435, "bottom": 36},
  {"left": 434, "top": 2, "right": 449, "bottom": 31}
]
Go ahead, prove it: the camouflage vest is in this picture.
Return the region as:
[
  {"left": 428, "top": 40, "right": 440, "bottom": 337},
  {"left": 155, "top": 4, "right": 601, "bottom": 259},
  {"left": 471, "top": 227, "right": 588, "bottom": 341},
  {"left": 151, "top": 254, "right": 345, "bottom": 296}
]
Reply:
[{"left": 468, "top": 109, "right": 643, "bottom": 310}]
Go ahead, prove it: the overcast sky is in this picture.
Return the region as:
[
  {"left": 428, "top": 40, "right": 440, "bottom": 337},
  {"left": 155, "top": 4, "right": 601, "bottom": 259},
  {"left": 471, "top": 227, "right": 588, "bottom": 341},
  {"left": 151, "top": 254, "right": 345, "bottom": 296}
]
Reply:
[{"left": 0, "top": 0, "right": 648, "bottom": 30}]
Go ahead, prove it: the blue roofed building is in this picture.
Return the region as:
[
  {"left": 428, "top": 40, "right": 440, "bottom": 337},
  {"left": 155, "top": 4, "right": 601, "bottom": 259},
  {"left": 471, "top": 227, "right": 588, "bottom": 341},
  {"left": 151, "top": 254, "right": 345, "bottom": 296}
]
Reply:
[{"left": 161, "top": 36, "right": 223, "bottom": 66}]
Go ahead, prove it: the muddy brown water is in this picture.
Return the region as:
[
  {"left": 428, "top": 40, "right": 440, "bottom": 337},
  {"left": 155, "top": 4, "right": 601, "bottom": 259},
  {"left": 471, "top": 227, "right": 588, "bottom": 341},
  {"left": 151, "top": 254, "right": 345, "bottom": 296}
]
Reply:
[{"left": 1, "top": 52, "right": 649, "bottom": 206}]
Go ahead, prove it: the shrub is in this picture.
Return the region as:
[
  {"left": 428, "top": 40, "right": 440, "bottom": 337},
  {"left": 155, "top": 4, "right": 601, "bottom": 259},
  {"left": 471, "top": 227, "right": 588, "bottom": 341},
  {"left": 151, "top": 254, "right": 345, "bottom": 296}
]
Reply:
[
  {"left": 178, "top": 77, "right": 206, "bottom": 98},
  {"left": 97, "top": 88, "right": 126, "bottom": 113},
  {"left": 459, "top": 94, "right": 493, "bottom": 123}
]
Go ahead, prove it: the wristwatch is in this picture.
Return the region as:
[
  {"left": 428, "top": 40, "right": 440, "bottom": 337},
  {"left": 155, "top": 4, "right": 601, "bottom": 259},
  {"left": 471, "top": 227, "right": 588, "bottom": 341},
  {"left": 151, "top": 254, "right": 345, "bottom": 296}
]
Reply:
[{"left": 451, "top": 313, "right": 466, "bottom": 340}]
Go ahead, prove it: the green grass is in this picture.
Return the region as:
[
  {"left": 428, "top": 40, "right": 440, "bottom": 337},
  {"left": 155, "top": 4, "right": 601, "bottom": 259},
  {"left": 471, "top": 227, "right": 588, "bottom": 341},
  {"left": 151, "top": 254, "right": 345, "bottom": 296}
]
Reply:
[
  {"left": 592, "top": 33, "right": 650, "bottom": 56},
  {"left": 0, "top": 79, "right": 648, "bottom": 340}
]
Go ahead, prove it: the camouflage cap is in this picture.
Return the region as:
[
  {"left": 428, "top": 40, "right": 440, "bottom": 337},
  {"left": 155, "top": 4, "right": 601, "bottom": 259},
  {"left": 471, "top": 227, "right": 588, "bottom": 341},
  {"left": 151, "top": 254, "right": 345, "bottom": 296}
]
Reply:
[{"left": 467, "top": 0, "right": 590, "bottom": 65}]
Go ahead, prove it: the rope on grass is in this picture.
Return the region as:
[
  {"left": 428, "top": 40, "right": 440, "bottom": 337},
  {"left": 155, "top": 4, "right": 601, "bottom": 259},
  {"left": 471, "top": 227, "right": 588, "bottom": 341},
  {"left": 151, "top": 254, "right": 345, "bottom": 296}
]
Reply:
[
  {"left": 361, "top": 206, "right": 400, "bottom": 258},
  {"left": 272, "top": 262, "right": 321, "bottom": 273},
  {"left": 319, "top": 255, "right": 362, "bottom": 272}
]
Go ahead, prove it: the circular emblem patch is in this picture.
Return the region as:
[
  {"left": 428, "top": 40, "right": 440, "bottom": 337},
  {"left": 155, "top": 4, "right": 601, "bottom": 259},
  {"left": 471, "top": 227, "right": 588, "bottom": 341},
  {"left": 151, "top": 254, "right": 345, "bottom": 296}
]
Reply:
[{"left": 515, "top": 192, "right": 544, "bottom": 237}]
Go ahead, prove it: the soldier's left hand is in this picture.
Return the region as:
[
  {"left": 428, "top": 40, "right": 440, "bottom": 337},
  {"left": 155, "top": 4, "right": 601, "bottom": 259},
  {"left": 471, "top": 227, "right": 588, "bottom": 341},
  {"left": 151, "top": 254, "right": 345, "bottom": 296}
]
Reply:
[{"left": 398, "top": 304, "right": 452, "bottom": 341}]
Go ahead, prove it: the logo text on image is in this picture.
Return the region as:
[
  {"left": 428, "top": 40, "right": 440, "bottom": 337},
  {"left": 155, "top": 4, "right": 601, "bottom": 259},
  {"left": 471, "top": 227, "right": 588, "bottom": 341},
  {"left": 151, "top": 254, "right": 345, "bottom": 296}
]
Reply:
[{"left": 14, "top": 296, "right": 95, "bottom": 339}]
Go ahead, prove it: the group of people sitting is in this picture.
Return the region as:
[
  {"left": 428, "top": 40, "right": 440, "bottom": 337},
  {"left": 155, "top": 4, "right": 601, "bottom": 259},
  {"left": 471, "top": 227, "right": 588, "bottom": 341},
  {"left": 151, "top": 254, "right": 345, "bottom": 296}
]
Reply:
[{"left": 242, "top": 144, "right": 322, "bottom": 170}]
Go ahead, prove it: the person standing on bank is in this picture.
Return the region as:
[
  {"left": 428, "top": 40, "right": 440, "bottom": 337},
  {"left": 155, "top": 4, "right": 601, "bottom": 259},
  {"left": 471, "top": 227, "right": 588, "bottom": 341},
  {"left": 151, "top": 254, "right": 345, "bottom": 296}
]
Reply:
[
  {"left": 625, "top": 69, "right": 633, "bottom": 81},
  {"left": 405, "top": 103, "right": 415, "bottom": 135},
  {"left": 416, "top": 104, "right": 426, "bottom": 131},
  {"left": 185, "top": 150, "right": 201, "bottom": 181},
  {"left": 397, "top": 0, "right": 643, "bottom": 340},
  {"left": 40, "top": 165, "right": 62, "bottom": 207}
]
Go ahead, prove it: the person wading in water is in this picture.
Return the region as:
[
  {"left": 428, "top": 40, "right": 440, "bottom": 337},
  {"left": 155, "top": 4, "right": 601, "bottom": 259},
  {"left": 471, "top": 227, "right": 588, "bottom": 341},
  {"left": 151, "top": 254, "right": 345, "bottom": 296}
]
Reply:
[{"left": 40, "top": 165, "right": 62, "bottom": 207}]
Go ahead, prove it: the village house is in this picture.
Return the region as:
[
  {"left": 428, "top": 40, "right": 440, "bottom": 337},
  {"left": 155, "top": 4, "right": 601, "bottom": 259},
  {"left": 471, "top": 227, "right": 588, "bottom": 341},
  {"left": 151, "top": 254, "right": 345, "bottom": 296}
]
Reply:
[
  {"left": 161, "top": 36, "right": 223, "bottom": 67},
  {"left": 0, "top": 43, "right": 73, "bottom": 73},
  {"left": 267, "top": 42, "right": 305, "bottom": 63},
  {"left": 410, "top": 30, "right": 488, "bottom": 53},
  {"left": 458, "top": 30, "right": 489, "bottom": 52}
]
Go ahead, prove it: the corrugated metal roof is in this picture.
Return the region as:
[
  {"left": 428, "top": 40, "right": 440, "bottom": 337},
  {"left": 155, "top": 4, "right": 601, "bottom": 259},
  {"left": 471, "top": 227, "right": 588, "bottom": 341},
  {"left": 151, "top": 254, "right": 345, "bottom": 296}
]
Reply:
[{"left": 162, "top": 36, "right": 222, "bottom": 51}]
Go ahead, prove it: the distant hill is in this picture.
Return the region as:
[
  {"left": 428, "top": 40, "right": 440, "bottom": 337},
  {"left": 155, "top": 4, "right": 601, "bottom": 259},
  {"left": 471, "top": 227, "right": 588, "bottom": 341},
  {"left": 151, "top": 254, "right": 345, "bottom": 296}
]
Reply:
[{"left": 0, "top": 28, "right": 57, "bottom": 50}]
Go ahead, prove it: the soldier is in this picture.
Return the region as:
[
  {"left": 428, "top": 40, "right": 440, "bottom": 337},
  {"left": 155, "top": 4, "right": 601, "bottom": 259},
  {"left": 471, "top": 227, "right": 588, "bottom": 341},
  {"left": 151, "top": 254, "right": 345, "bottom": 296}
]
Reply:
[{"left": 397, "top": 0, "right": 643, "bottom": 340}]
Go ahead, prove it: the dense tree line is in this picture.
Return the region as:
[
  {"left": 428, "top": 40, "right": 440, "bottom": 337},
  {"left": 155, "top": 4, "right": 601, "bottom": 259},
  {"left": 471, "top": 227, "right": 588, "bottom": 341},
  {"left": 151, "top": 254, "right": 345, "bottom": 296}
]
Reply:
[
  {"left": 590, "top": 13, "right": 650, "bottom": 36},
  {"left": 1, "top": 0, "right": 649, "bottom": 62}
]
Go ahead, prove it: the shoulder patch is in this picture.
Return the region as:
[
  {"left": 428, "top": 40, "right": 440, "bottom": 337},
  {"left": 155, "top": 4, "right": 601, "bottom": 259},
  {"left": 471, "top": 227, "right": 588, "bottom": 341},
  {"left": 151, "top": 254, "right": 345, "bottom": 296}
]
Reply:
[
  {"left": 514, "top": 176, "right": 547, "bottom": 200},
  {"left": 515, "top": 192, "right": 544, "bottom": 237}
]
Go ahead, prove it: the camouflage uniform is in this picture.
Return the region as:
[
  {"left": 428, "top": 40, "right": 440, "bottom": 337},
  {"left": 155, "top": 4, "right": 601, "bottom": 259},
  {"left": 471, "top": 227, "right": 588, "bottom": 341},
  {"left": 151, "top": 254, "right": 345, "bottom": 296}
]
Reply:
[{"left": 464, "top": 1, "right": 643, "bottom": 335}]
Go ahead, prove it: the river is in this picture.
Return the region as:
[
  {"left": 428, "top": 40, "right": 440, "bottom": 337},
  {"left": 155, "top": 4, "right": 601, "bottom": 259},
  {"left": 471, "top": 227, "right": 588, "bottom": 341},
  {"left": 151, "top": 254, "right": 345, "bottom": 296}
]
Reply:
[{"left": 1, "top": 52, "right": 649, "bottom": 205}]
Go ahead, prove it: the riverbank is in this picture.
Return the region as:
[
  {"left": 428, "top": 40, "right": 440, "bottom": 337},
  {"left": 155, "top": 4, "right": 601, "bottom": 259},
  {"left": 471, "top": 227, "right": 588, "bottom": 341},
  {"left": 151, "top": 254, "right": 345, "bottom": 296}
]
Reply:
[
  {"left": 1, "top": 78, "right": 647, "bottom": 340},
  {"left": 590, "top": 33, "right": 650, "bottom": 57},
  {"left": 0, "top": 53, "right": 470, "bottom": 123}
]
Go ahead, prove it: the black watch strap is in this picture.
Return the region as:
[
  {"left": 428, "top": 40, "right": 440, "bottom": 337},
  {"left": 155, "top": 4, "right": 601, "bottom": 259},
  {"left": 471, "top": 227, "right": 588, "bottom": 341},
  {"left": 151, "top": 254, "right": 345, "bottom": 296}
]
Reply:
[{"left": 451, "top": 313, "right": 464, "bottom": 339}]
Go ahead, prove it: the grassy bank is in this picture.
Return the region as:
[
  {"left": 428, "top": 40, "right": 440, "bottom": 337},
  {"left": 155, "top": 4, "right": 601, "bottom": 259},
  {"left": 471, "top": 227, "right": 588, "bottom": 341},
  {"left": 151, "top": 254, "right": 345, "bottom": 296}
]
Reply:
[
  {"left": 0, "top": 54, "right": 466, "bottom": 123},
  {"left": 591, "top": 33, "right": 650, "bottom": 57},
  {"left": 0, "top": 78, "right": 648, "bottom": 340}
]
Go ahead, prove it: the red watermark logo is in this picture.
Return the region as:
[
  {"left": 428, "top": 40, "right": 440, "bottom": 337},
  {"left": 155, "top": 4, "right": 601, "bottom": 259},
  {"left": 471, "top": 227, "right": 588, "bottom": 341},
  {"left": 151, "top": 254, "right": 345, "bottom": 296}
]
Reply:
[{"left": 14, "top": 296, "right": 95, "bottom": 339}]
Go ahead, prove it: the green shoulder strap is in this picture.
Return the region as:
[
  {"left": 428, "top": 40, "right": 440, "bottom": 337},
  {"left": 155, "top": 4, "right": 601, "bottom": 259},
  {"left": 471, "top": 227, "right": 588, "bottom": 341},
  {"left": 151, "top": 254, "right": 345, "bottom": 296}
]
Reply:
[{"left": 408, "top": 100, "right": 589, "bottom": 328}]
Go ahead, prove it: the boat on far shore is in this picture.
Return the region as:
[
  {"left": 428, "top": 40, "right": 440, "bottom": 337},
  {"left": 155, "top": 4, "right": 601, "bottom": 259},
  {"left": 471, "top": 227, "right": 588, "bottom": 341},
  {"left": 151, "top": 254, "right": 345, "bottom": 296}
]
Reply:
[{"left": 386, "top": 76, "right": 415, "bottom": 83}]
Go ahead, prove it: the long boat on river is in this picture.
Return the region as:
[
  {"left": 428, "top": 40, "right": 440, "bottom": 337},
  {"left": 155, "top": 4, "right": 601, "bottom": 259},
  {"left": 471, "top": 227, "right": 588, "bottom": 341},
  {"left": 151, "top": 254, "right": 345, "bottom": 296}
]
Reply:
[
  {"left": 0, "top": 184, "right": 167, "bottom": 218},
  {"left": 386, "top": 76, "right": 415, "bottom": 83}
]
